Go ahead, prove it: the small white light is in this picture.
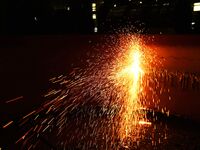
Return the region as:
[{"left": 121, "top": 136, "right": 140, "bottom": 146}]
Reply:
[
  {"left": 34, "top": 17, "right": 38, "bottom": 21},
  {"left": 92, "top": 14, "right": 97, "bottom": 19},
  {"left": 114, "top": 4, "right": 117, "bottom": 7},
  {"left": 94, "top": 27, "right": 98, "bottom": 33},
  {"left": 92, "top": 3, "right": 96, "bottom": 7},
  {"left": 139, "top": 1, "right": 142, "bottom": 4},
  {"left": 191, "top": 22, "right": 195, "bottom": 25},
  {"left": 67, "top": 7, "right": 70, "bottom": 11},
  {"left": 163, "top": 3, "right": 169, "bottom": 6}
]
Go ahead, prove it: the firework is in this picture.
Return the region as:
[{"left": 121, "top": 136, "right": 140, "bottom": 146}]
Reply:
[{"left": 2, "top": 34, "right": 184, "bottom": 149}]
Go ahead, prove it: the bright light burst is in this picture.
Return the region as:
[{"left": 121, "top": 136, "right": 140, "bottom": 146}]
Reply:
[
  {"left": 119, "top": 48, "right": 144, "bottom": 141},
  {"left": 3, "top": 34, "right": 174, "bottom": 149},
  {"left": 111, "top": 40, "right": 147, "bottom": 146}
]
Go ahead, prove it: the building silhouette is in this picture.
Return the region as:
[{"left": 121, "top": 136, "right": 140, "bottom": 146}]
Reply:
[{"left": 0, "top": 0, "right": 199, "bottom": 34}]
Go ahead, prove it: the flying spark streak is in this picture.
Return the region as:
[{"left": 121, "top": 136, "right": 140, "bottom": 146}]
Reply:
[
  {"left": 5, "top": 96, "right": 23, "bottom": 103},
  {"left": 138, "top": 120, "right": 152, "bottom": 125},
  {"left": 3, "top": 120, "right": 14, "bottom": 129},
  {"left": 22, "top": 110, "right": 36, "bottom": 119}
]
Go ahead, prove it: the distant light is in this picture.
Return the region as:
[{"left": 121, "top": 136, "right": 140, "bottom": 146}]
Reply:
[
  {"left": 92, "top": 14, "right": 97, "bottom": 20},
  {"left": 194, "top": 2, "right": 200, "bottom": 11},
  {"left": 163, "top": 3, "right": 169, "bottom": 6},
  {"left": 92, "top": 3, "right": 96, "bottom": 8},
  {"left": 114, "top": 4, "right": 117, "bottom": 7},
  {"left": 34, "top": 17, "right": 38, "bottom": 21},
  {"left": 139, "top": 1, "right": 143, "bottom": 4},
  {"left": 194, "top": 2, "right": 200, "bottom": 6},
  {"left": 67, "top": 6, "right": 70, "bottom": 11},
  {"left": 94, "top": 27, "right": 98, "bottom": 33},
  {"left": 92, "top": 3, "right": 96, "bottom": 12},
  {"left": 191, "top": 22, "right": 195, "bottom": 25},
  {"left": 129, "top": 0, "right": 131, "bottom": 1}
]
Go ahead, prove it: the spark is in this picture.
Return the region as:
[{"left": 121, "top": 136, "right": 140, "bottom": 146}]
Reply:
[
  {"left": 3, "top": 120, "right": 14, "bottom": 129},
  {"left": 5, "top": 96, "right": 23, "bottom": 103},
  {"left": 138, "top": 120, "right": 152, "bottom": 125},
  {"left": 22, "top": 110, "right": 36, "bottom": 119}
]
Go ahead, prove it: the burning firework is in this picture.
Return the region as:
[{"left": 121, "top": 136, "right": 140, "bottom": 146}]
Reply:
[
  {"left": 2, "top": 34, "right": 175, "bottom": 149},
  {"left": 115, "top": 43, "right": 145, "bottom": 145},
  {"left": 107, "top": 36, "right": 159, "bottom": 147}
]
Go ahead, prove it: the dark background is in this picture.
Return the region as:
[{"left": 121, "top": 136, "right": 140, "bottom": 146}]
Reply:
[{"left": 0, "top": 0, "right": 199, "bottom": 35}]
